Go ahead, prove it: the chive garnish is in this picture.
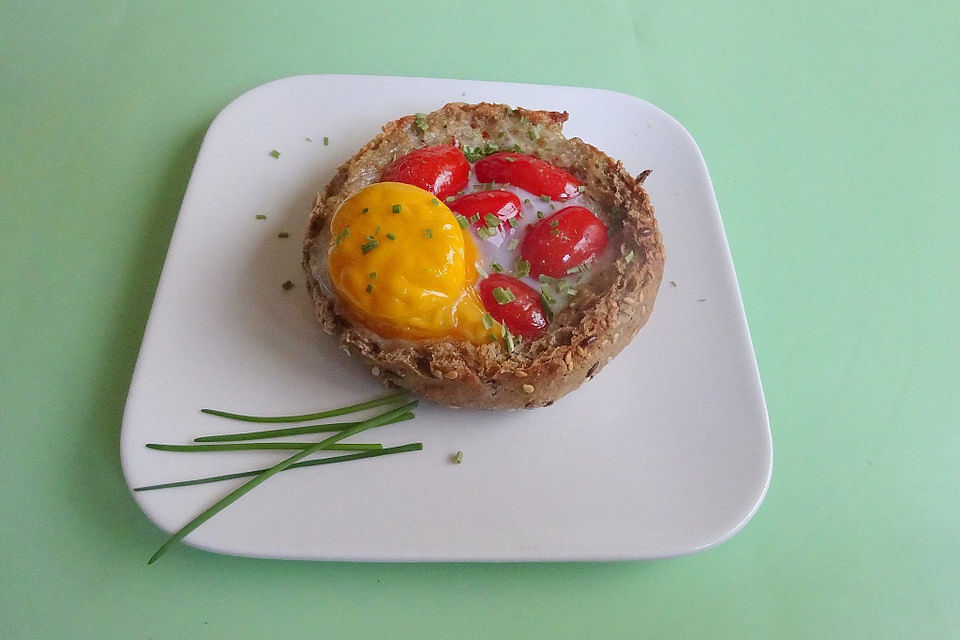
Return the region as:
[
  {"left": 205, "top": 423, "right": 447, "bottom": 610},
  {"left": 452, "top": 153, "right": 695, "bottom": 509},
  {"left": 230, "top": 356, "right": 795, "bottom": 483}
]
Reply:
[
  {"left": 549, "top": 228, "right": 560, "bottom": 236},
  {"left": 361, "top": 239, "right": 379, "bottom": 254},
  {"left": 305, "top": 137, "right": 312, "bottom": 142},
  {"left": 453, "top": 450, "right": 463, "bottom": 464},
  {"left": 361, "top": 207, "right": 369, "bottom": 214},
  {"left": 335, "top": 228, "right": 350, "bottom": 245},
  {"left": 508, "top": 218, "right": 519, "bottom": 228},
  {"left": 476, "top": 263, "right": 489, "bottom": 279},
  {"left": 445, "top": 195, "right": 456, "bottom": 203},
  {"left": 323, "top": 136, "right": 329, "bottom": 145},
  {"left": 415, "top": 113, "right": 429, "bottom": 132},
  {"left": 577, "top": 185, "right": 586, "bottom": 193},
  {"left": 392, "top": 204, "right": 401, "bottom": 213},
  {"left": 506, "top": 238, "right": 519, "bottom": 251},
  {"left": 484, "top": 214, "right": 499, "bottom": 228},
  {"left": 423, "top": 228, "right": 433, "bottom": 239},
  {"left": 549, "top": 219, "right": 559, "bottom": 228},
  {"left": 491, "top": 262, "right": 504, "bottom": 273},
  {"left": 624, "top": 250, "right": 635, "bottom": 262},
  {"left": 146, "top": 442, "right": 383, "bottom": 452},
  {"left": 386, "top": 232, "right": 397, "bottom": 241},
  {"left": 281, "top": 280, "right": 294, "bottom": 290},
  {"left": 514, "top": 259, "right": 530, "bottom": 278},
  {"left": 524, "top": 198, "right": 531, "bottom": 205},
  {"left": 455, "top": 214, "right": 468, "bottom": 229},
  {"left": 477, "top": 226, "right": 495, "bottom": 240},
  {"left": 269, "top": 149, "right": 281, "bottom": 159},
  {"left": 504, "top": 329, "right": 516, "bottom": 353},
  {"left": 670, "top": 280, "right": 678, "bottom": 287},
  {"left": 369, "top": 272, "right": 377, "bottom": 279},
  {"left": 194, "top": 412, "right": 414, "bottom": 442},
  {"left": 278, "top": 232, "right": 289, "bottom": 238},
  {"left": 199, "top": 391, "right": 407, "bottom": 424},
  {"left": 147, "top": 401, "right": 417, "bottom": 563},
  {"left": 431, "top": 198, "right": 440, "bottom": 206},
  {"left": 537, "top": 211, "right": 544, "bottom": 219},
  {"left": 469, "top": 213, "right": 480, "bottom": 224},
  {"left": 482, "top": 312, "right": 494, "bottom": 329},
  {"left": 492, "top": 286, "right": 516, "bottom": 304},
  {"left": 539, "top": 195, "right": 550, "bottom": 202},
  {"left": 134, "top": 444, "right": 423, "bottom": 492},
  {"left": 256, "top": 214, "right": 267, "bottom": 220},
  {"left": 528, "top": 125, "right": 540, "bottom": 140},
  {"left": 366, "top": 283, "right": 373, "bottom": 293}
]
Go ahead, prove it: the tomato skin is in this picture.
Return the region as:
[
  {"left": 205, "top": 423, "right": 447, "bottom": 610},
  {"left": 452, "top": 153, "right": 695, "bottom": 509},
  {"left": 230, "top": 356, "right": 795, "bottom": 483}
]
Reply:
[
  {"left": 380, "top": 145, "right": 470, "bottom": 200},
  {"left": 473, "top": 152, "right": 582, "bottom": 200},
  {"left": 449, "top": 190, "right": 521, "bottom": 231},
  {"left": 478, "top": 274, "right": 548, "bottom": 339},
  {"left": 519, "top": 206, "right": 608, "bottom": 278}
]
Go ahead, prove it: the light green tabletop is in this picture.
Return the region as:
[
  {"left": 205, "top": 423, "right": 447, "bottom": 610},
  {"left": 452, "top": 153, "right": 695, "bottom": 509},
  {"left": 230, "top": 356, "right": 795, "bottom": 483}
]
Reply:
[{"left": 2, "top": 2, "right": 958, "bottom": 638}]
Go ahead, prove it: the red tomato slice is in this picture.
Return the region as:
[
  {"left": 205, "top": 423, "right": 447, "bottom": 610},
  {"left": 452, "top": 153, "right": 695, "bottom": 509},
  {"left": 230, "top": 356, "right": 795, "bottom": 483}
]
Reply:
[
  {"left": 478, "top": 274, "right": 548, "bottom": 339},
  {"left": 519, "top": 206, "right": 608, "bottom": 278},
  {"left": 380, "top": 145, "right": 470, "bottom": 200},
  {"left": 474, "top": 152, "right": 582, "bottom": 200},
  {"left": 449, "top": 190, "right": 521, "bottom": 231}
]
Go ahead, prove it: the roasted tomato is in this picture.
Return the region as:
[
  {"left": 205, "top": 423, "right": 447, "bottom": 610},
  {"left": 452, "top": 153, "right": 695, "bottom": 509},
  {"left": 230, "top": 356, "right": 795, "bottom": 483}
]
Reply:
[
  {"left": 449, "top": 190, "right": 521, "bottom": 231},
  {"left": 519, "top": 206, "right": 608, "bottom": 278},
  {"left": 478, "top": 273, "right": 548, "bottom": 339},
  {"left": 473, "top": 152, "right": 581, "bottom": 200},
  {"left": 380, "top": 145, "right": 470, "bottom": 200}
]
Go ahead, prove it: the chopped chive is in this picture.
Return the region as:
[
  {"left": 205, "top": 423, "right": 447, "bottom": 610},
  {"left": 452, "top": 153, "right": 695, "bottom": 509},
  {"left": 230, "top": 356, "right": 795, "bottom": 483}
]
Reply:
[
  {"left": 492, "top": 286, "right": 516, "bottom": 304},
  {"left": 147, "top": 401, "right": 418, "bottom": 563},
  {"left": 504, "top": 329, "right": 516, "bottom": 353},
  {"left": 624, "top": 250, "right": 635, "bottom": 262},
  {"left": 445, "top": 195, "right": 456, "bottom": 203},
  {"left": 415, "top": 113, "right": 429, "bottom": 132},
  {"left": 550, "top": 219, "right": 559, "bottom": 228},
  {"left": 255, "top": 214, "right": 267, "bottom": 220},
  {"left": 361, "top": 239, "right": 379, "bottom": 254},
  {"left": 431, "top": 198, "right": 440, "bottom": 206},
  {"left": 567, "top": 266, "right": 581, "bottom": 275},
  {"left": 477, "top": 226, "right": 494, "bottom": 240},
  {"left": 538, "top": 274, "right": 554, "bottom": 284},
  {"left": 524, "top": 198, "right": 532, "bottom": 205},
  {"left": 369, "top": 272, "right": 377, "bottom": 279},
  {"left": 506, "top": 238, "right": 519, "bottom": 251},
  {"left": 323, "top": 136, "right": 329, "bottom": 145},
  {"left": 147, "top": 442, "right": 384, "bottom": 452},
  {"left": 195, "top": 413, "right": 414, "bottom": 442},
  {"left": 578, "top": 185, "right": 586, "bottom": 193},
  {"left": 281, "top": 280, "right": 294, "bottom": 290},
  {"left": 375, "top": 225, "right": 381, "bottom": 236},
  {"left": 452, "top": 450, "right": 463, "bottom": 464},
  {"left": 482, "top": 312, "right": 494, "bottom": 329},
  {"left": 199, "top": 392, "right": 409, "bottom": 424},
  {"left": 278, "top": 232, "right": 289, "bottom": 238},
  {"left": 539, "top": 194, "right": 551, "bottom": 202},
  {"left": 484, "top": 214, "right": 500, "bottom": 228},
  {"left": 392, "top": 204, "right": 401, "bottom": 214},
  {"left": 305, "top": 137, "right": 312, "bottom": 142},
  {"left": 366, "top": 283, "right": 373, "bottom": 293},
  {"left": 134, "top": 443, "right": 423, "bottom": 492},
  {"left": 491, "top": 262, "right": 504, "bottom": 273},
  {"left": 670, "top": 280, "right": 678, "bottom": 287},
  {"left": 469, "top": 213, "right": 480, "bottom": 224},
  {"left": 540, "top": 289, "right": 554, "bottom": 321},
  {"left": 269, "top": 149, "right": 281, "bottom": 159},
  {"left": 335, "top": 228, "right": 350, "bottom": 245},
  {"left": 514, "top": 259, "right": 530, "bottom": 278},
  {"left": 476, "top": 263, "right": 489, "bottom": 279},
  {"left": 423, "top": 228, "right": 433, "bottom": 239},
  {"left": 386, "top": 232, "right": 397, "bottom": 241},
  {"left": 361, "top": 207, "right": 369, "bottom": 214},
  {"left": 455, "top": 214, "right": 468, "bottom": 229},
  {"left": 528, "top": 125, "right": 540, "bottom": 140},
  {"left": 537, "top": 211, "right": 544, "bottom": 219},
  {"left": 549, "top": 228, "right": 560, "bottom": 236}
]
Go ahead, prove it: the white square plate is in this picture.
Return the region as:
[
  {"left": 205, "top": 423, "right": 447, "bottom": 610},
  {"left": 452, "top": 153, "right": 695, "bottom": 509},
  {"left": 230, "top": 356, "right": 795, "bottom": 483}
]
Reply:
[{"left": 121, "top": 74, "right": 771, "bottom": 561}]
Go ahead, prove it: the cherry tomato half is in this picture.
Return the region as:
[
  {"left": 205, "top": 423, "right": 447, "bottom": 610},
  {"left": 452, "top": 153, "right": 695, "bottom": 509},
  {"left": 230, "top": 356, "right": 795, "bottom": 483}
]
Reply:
[
  {"left": 519, "top": 206, "right": 608, "bottom": 278},
  {"left": 449, "top": 190, "right": 521, "bottom": 232},
  {"left": 380, "top": 145, "right": 470, "bottom": 201},
  {"left": 473, "top": 152, "right": 582, "bottom": 201},
  {"left": 478, "top": 274, "right": 548, "bottom": 339}
]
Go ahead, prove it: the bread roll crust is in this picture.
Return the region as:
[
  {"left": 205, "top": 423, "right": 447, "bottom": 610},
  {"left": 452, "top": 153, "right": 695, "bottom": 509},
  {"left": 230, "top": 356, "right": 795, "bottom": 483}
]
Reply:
[{"left": 303, "top": 103, "right": 664, "bottom": 409}]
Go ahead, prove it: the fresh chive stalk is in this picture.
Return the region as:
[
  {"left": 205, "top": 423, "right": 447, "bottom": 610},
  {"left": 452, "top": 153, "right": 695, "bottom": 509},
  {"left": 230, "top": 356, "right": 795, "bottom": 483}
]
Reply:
[
  {"left": 147, "top": 400, "right": 418, "bottom": 564},
  {"left": 199, "top": 392, "right": 407, "bottom": 424},
  {"left": 146, "top": 442, "right": 383, "bottom": 452},
  {"left": 194, "top": 412, "right": 414, "bottom": 442},
  {"left": 135, "top": 444, "right": 423, "bottom": 492}
]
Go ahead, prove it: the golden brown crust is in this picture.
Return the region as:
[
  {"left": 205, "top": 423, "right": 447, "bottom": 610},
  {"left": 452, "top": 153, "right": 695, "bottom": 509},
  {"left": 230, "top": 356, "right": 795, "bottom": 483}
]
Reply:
[{"left": 303, "top": 102, "right": 664, "bottom": 409}]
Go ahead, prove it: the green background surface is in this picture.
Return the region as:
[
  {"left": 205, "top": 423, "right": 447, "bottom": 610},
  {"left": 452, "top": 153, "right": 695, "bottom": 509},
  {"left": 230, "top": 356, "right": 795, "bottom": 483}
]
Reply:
[{"left": 2, "top": 1, "right": 958, "bottom": 638}]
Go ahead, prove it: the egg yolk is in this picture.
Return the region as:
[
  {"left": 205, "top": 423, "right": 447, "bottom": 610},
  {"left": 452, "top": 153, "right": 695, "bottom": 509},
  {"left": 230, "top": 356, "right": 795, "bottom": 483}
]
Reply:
[{"left": 328, "top": 182, "right": 495, "bottom": 344}]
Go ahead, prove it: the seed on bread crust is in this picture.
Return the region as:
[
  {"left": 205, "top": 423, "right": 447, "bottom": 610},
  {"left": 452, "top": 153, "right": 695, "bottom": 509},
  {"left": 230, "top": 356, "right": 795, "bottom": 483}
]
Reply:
[{"left": 303, "top": 102, "right": 664, "bottom": 410}]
